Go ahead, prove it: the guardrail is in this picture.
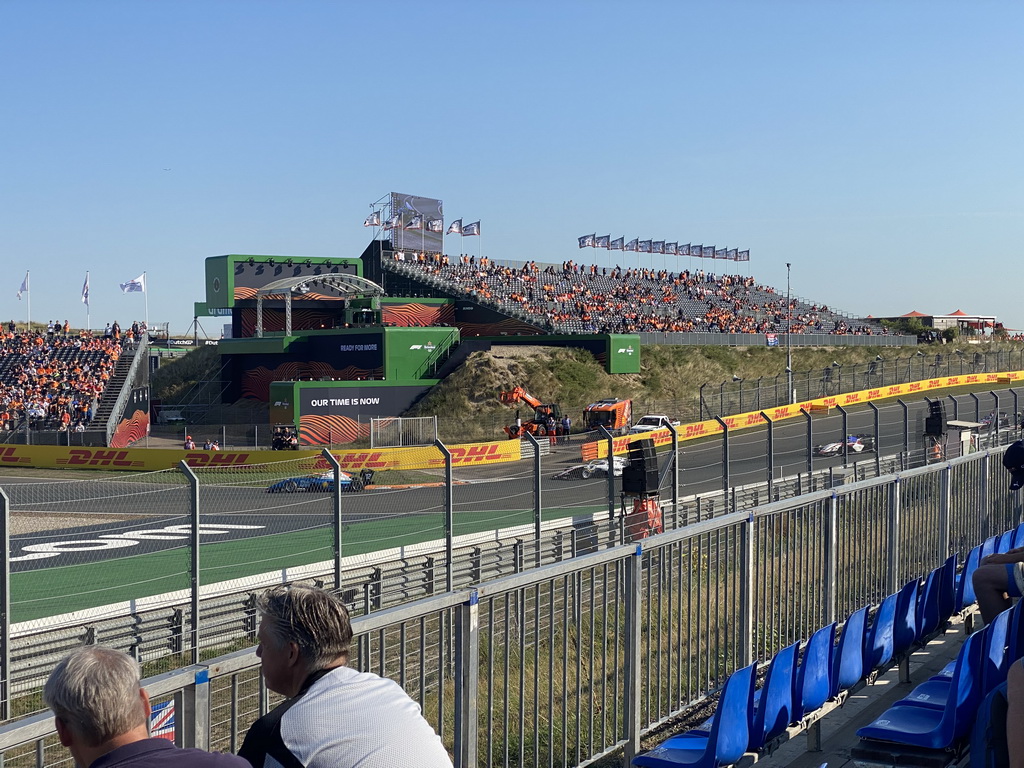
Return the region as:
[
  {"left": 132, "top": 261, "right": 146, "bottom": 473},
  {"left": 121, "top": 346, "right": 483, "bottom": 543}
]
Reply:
[{"left": 0, "top": 445, "right": 1017, "bottom": 767}]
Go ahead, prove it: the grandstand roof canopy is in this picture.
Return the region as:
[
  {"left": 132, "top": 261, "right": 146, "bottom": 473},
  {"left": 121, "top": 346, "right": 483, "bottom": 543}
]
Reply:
[
  {"left": 256, "top": 273, "right": 384, "bottom": 298},
  {"left": 254, "top": 274, "right": 385, "bottom": 337}
]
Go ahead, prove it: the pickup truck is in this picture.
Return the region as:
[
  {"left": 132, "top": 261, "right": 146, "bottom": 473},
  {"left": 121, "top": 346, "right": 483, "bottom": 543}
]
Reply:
[{"left": 629, "top": 415, "right": 681, "bottom": 434}]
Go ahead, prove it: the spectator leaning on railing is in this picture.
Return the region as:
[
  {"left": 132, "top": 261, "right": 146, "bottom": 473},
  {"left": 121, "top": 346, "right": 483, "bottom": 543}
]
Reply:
[
  {"left": 239, "top": 584, "right": 453, "bottom": 768},
  {"left": 44, "top": 646, "right": 249, "bottom": 768}
]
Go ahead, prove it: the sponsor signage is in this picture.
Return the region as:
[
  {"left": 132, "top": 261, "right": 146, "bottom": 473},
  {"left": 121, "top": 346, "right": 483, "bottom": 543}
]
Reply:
[{"left": 582, "top": 370, "right": 1024, "bottom": 461}]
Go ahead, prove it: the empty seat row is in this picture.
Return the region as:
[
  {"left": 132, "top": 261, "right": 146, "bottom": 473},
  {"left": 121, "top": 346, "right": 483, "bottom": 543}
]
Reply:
[{"left": 633, "top": 553, "right": 962, "bottom": 767}]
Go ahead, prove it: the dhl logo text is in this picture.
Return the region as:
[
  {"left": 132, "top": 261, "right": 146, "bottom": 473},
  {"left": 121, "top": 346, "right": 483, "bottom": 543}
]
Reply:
[
  {"left": 185, "top": 453, "right": 251, "bottom": 467},
  {"left": 0, "top": 447, "right": 30, "bottom": 464},
  {"left": 57, "top": 449, "right": 142, "bottom": 468}
]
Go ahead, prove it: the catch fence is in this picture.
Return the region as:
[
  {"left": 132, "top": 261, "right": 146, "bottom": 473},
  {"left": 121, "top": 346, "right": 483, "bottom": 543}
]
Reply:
[{"left": 0, "top": 445, "right": 1018, "bottom": 767}]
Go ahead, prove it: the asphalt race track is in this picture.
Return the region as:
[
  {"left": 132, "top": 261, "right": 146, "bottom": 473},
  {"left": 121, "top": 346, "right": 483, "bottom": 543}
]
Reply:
[{"left": 5, "top": 393, "right": 1014, "bottom": 578}]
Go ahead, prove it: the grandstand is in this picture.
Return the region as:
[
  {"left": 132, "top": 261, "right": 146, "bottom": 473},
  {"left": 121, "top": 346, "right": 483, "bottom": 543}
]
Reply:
[
  {"left": 371, "top": 248, "right": 890, "bottom": 337},
  {"left": 0, "top": 327, "right": 139, "bottom": 446}
]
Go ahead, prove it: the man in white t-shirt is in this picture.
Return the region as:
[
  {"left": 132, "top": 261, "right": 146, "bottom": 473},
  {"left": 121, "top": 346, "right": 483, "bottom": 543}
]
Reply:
[{"left": 239, "top": 585, "right": 452, "bottom": 768}]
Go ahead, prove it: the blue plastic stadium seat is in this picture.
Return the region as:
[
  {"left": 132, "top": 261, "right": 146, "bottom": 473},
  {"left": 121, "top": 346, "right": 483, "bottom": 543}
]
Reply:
[
  {"left": 750, "top": 641, "right": 799, "bottom": 751},
  {"left": 997, "top": 529, "right": 1015, "bottom": 554},
  {"left": 794, "top": 622, "right": 836, "bottom": 720},
  {"left": 917, "top": 565, "right": 946, "bottom": 638},
  {"left": 936, "top": 554, "right": 957, "bottom": 628},
  {"left": 1008, "top": 599, "right": 1024, "bottom": 666},
  {"left": 1012, "top": 522, "right": 1024, "bottom": 550},
  {"left": 831, "top": 605, "right": 868, "bottom": 698},
  {"left": 632, "top": 663, "right": 756, "bottom": 768},
  {"left": 907, "top": 608, "right": 1008, "bottom": 709},
  {"left": 981, "top": 536, "right": 998, "bottom": 561},
  {"left": 856, "top": 629, "right": 985, "bottom": 749},
  {"left": 955, "top": 545, "right": 983, "bottom": 611},
  {"left": 865, "top": 592, "right": 897, "bottom": 672},
  {"left": 893, "top": 578, "right": 920, "bottom": 656}
]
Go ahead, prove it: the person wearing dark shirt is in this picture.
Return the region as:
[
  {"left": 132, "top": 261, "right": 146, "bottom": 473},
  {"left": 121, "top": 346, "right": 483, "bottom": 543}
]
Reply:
[{"left": 44, "top": 646, "right": 248, "bottom": 768}]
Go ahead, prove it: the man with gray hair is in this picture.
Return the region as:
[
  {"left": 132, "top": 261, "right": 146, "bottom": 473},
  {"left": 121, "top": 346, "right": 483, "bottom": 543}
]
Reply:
[
  {"left": 239, "top": 584, "right": 453, "bottom": 768},
  {"left": 44, "top": 645, "right": 248, "bottom": 768}
]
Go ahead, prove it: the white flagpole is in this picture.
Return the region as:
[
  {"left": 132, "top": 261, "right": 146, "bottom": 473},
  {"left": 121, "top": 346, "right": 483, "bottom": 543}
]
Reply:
[
  {"left": 85, "top": 271, "right": 91, "bottom": 331},
  {"left": 143, "top": 271, "right": 149, "bottom": 331},
  {"left": 26, "top": 271, "right": 31, "bottom": 334}
]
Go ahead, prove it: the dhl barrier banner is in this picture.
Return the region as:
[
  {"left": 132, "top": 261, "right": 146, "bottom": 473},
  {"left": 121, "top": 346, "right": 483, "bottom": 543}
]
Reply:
[
  {"left": 0, "top": 438, "right": 521, "bottom": 473},
  {"left": 581, "top": 370, "right": 1024, "bottom": 461},
  {"left": 325, "top": 440, "right": 521, "bottom": 472}
]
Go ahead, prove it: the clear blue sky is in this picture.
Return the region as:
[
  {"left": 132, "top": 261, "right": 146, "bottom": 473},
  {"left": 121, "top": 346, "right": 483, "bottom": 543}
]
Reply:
[{"left": 3, "top": 1, "right": 1022, "bottom": 336}]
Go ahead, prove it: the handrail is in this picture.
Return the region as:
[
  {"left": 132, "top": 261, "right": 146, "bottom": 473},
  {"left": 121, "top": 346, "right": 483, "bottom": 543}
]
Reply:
[{"left": 104, "top": 335, "right": 149, "bottom": 445}]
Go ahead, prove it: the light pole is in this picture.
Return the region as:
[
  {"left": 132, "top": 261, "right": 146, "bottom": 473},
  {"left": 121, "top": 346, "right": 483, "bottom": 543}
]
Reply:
[{"left": 786, "top": 262, "right": 793, "bottom": 403}]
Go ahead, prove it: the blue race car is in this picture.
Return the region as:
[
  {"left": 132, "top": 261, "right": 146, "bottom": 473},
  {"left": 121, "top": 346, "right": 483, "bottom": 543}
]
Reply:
[{"left": 267, "top": 470, "right": 368, "bottom": 493}]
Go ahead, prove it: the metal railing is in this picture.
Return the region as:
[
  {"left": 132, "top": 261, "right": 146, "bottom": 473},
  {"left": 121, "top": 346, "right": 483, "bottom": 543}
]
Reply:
[{"left": 0, "top": 445, "right": 1017, "bottom": 767}]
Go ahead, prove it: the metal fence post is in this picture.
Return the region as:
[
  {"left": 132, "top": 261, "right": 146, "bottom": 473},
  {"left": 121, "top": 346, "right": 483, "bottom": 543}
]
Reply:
[
  {"left": 980, "top": 451, "right": 991, "bottom": 542},
  {"left": 668, "top": 423, "right": 679, "bottom": 528},
  {"left": 599, "top": 426, "right": 616, "bottom": 519},
  {"left": 179, "top": 669, "right": 210, "bottom": 749},
  {"left": 739, "top": 514, "right": 754, "bottom": 668},
  {"left": 887, "top": 478, "right": 901, "bottom": 593},
  {"left": 939, "top": 463, "right": 951, "bottom": 562},
  {"left": 322, "top": 449, "right": 343, "bottom": 588},
  {"left": 825, "top": 493, "right": 838, "bottom": 625},
  {"left": 837, "top": 405, "right": 849, "bottom": 466},
  {"left": 434, "top": 439, "right": 454, "bottom": 592},
  {"left": 623, "top": 545, "right": 644, "bottom": 765},
  {"left": 0, "top": 487, "right": 9, "bottom": 721},
  {"left": 801, "top": 408, "right": 813, "bottom": 477},
  {"left": 714, "top": 417, "right": 730, "bottom": 500},
  {"left": 178, "top": 460, "right": 200, "bottom": 664},
  {"left": 869, "top": 402, "right": 881, "bottom": 476},
  {"left": 525, "top": 432, "right": 542, "bottom": 568},
  {"left": 761, "top": 412, "right": 774, "bottom": 498},
  {"left": 898, "top": 400, "right": 909, "bottom": 470},
  {"left": 453, "top": 590, "right": 480, "bottom": 768}
]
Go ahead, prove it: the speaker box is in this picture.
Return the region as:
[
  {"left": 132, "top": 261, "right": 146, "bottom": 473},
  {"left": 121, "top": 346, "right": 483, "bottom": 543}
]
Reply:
[
  {"left": 929, "top": 400, "right": 947, "bottom": 422},
  {"left": 925, "top": 415, "right": 944, "bottom": 436},
  {"left": 623, "top": 439, "right": 659, "bottom": 494}
]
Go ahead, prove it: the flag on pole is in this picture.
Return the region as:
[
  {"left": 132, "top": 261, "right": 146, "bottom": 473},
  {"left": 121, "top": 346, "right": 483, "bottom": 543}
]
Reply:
[
  {"left": 578, "top": 234, "right": 595, "bottom": 248},
  {"left": 715, "top": 248, "right": 727, "bottom": 259},
  {"left": 595, "top": 235, "right": 610, "bottom": 248},
  {"left": 702, "top": 246, "right": 715, "bottom": 258},
  {"left": 81, "top": 273, "right": 90, "bottom": 307},
  {"left": 691, "top": 244, "right": 702, "bottom": 257},
  {"left": 609, "top": 237, "right": 624, "bottom": 250},
  {"left": 624, "top": 238, "right": 639, "bottom": 252},
  {"left": 638, "top": 240, "right": 652, "bottom": 253},
  {"left": 727, "top": 248, "right": 738, "bottom": 260},
  {"left": 462, "top": 221, "right": 480, "bottom": 236},
  {"left": 120, "top": 274, "right": 146, "bottom": 293},
  {"left": 16, "top": 272, "right": 28, "bottom": 300},
  {"left": 363, "top": 211, "right": 381, "bottom": 227},
  {"left": 383, "top": 214, "right": 401, "bottom": 230},
  {"left": 446, "top": 219, "right": 463, "bottom": 235},
  {"left": 666, "top": 243, "right": 678, "bottom": 255},
  {"left": 426, "top": 218, "right": 444, "bottom": 232},
  {"left": 652, "top": 241, "right": 665, "bottom": 254},
  {"left": 405, "top": 214, "right": 424, "bottom": 230}
]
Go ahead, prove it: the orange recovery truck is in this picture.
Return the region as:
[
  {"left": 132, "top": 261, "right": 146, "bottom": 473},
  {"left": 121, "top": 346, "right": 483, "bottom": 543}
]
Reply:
[{"left": 581, "top": 398, "right": 633, "bottom": 435}]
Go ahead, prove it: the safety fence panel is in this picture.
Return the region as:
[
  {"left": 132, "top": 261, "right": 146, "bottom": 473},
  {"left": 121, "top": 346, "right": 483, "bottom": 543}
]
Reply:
[{"left": 835, "top": 483, "right": 894, "bottom": 617}]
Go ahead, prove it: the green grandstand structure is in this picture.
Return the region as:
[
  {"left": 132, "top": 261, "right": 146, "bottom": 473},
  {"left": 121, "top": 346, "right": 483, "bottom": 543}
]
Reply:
[{"left": 198, "top": 251, "right": 640, "bottom": 445}]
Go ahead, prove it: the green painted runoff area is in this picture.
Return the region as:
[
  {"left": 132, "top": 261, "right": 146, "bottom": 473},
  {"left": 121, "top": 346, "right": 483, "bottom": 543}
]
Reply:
[{"left": 11, "top": 503, "right": 603, "bottom": 623}]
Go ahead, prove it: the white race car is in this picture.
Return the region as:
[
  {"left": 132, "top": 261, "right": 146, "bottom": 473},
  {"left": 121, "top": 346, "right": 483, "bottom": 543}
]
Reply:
[
  {"left": 552, "top": 456, "right": 628, "bottom": 480},
  {"left": 813, "top": 435, "right": 875, "bottom": 458}
]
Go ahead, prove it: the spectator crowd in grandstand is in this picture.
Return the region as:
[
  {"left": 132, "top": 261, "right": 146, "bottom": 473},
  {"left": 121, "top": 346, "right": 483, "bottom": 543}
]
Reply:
[
  {"left": 390, "top": 252, "right": 889, "bottom": 337},
  {"left": 0, "top": 325, "right": 125, "bottom": 433}
]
